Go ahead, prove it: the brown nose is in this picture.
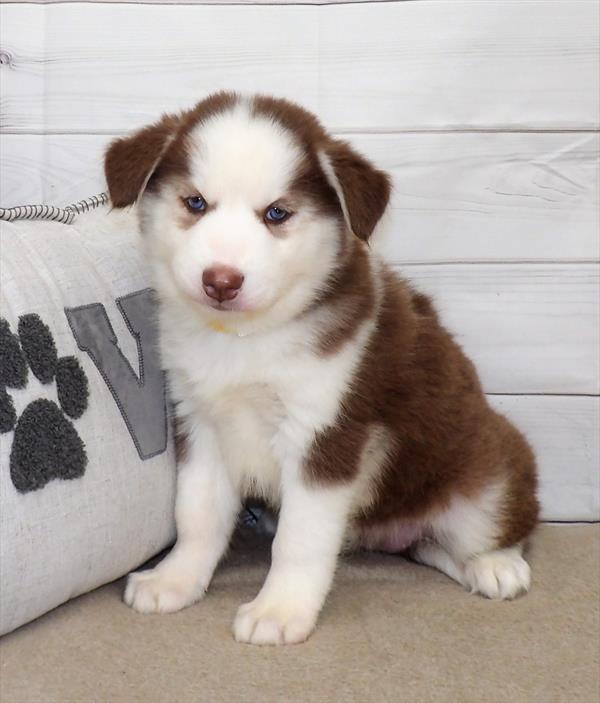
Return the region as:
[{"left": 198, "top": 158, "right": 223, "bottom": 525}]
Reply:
[{"left": 202, "top": 265, "right": 244, "bottom": 302}]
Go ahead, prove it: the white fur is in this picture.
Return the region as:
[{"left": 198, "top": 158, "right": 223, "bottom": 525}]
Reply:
[
  {"left": 126, "top": 421, "right": 239, "bottom": 613},
  {"left": 411, "top": 541, "right": 531, "bottom": 601},
  {"left": 234, "top": 479, "right": 356, "bottom": 644},
  {"left": 432, "top": 480, "right": 506, "bottom": 561},
  {"left": 410, "top": 481, "right": 530, "bottom": 599},
  {"left": 410, "top": 541, "right": 468, "bottom": 588}
]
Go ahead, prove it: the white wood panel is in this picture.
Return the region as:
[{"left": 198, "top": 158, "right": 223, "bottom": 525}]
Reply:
[
  {"left": 319, "top": 0, "right": 600, "bottom": 132},
  {"left": 489, "top": 395, "right": 600, "bottom": 521},
  {"left": 0, "top": 3, "right": 320, "bottom": 133},
  {"left": 343, "top": 132, "right": 600, "bottom": 264},
  {"left": 0, "top": 135, "right": 107, "bottom": 206},
  {"left": 2, "top": 133, "right": 598, "bottom": 263},
  {"left": 402, "top": 264, "right": 600, "bottom": 396},
  {"left": 1, "top": 1, "right": 598, "bottom": 133}
]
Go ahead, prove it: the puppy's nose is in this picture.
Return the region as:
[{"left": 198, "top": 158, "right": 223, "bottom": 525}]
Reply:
[{"left": 202, "top": 265, "right": 244, "bottom": 302}]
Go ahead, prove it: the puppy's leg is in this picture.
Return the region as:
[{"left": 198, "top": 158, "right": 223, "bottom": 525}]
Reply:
[
  {"left": 410, "top": 540, "right": 468, "bottom": 587},
  {"left": 233, "top": 475, "right": 354, "bottom": 645},
  {"left": 417, "top": 482, "right": 531, "bottom": 600},
  {"left": 125, "top": 422, "right": 239, "bottom": 614}
]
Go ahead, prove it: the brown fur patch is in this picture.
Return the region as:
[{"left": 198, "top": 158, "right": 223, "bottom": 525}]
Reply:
[
  {"left": 251, "top": 94, "right": 329, "bottom": 150},
  {"left": 310, "top": 237, "right": 375, "bottom": 355},
  {"left": 289, "top": 160, "right": 342, "bottom": 223},
  {"left": 493, "top": 413, "right": 539, "bottom": 546},
  {"left": 181, "top": 91, "right": 241, "bottom": 133},
  {"left": 305, "top": 416, "right": 369, "bottom": 485},
  {"left": 304, "top": 266, "right": 539, "bottom": 549}
]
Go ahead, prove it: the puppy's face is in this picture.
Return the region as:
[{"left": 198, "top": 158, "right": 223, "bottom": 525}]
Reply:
[
  {"left": 105, "top": 93, "right": 390, "bottom": 329},
  {"left": 145, "top": 106, "right": 339, "bottom": 321}
]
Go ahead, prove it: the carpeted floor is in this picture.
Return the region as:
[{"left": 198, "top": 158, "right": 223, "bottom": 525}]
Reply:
[{"left": 1, "top": 524, "right": 598, "bottom": 703}]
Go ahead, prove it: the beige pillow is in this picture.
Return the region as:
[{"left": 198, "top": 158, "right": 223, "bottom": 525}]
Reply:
[{"left": 0, "top": 207, "right": 176, "bottom": 635}]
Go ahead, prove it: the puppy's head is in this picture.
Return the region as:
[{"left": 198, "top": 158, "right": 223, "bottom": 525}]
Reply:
[{"left": 105, "top": 93, "right": 390, "bottom": 329}]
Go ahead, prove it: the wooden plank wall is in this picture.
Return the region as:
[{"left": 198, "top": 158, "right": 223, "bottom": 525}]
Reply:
[{"left": 1, "top": 0, "right": 598, "bottom": 519}]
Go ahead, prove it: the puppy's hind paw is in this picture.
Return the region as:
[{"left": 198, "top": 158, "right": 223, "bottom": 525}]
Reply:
[{"left": 464, "top": 547, "right": 531, "bottom": 600}]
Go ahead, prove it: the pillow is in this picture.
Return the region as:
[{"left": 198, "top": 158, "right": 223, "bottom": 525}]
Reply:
[{"left": 0, "top": 206, "right": 177, "bottom": 635}]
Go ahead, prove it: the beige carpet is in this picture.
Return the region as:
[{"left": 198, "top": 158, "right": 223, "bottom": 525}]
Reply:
[{"left": 1, "top": 525, "right": 598, "bottom": 703}]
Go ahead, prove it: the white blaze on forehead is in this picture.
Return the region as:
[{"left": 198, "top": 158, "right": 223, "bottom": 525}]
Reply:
[{"left": 187, "top": 103, "right": 304, "bottom": 206}]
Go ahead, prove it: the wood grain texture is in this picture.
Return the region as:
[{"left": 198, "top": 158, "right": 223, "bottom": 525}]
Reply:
[
  {"left": 2, "top": 132, "right": 598, "bottom": 263},
  {"left": 319, "top": 0, "right": 600, "bottom": 132},
  {"left": 0, "top": 135, "right": 108, "bottom": 206},
  {"left": 489, "top": 395, "right": 599, "bottom": 521},
  {"left": 403, "top": 263, "right": 599, "bottom": 396},
  {"left": 357, "top": 132, "right": 600, "bottom": 264},
  {"left": 0, "top": 3, "right": 320, "bottom": 133},
  {"left": 1, "top": 0, "right": 598, "bottom": 133}
]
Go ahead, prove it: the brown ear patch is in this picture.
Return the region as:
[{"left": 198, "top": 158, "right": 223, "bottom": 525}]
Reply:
[
  {"left": 104, "top": 114, "right": 181, "bottom": 208},
  {"left": 251, "top": 95, "right": 391, "bottom": 238},
  {"left": 325, "top": 140, "right": 391, "bottom": 241},
  {"left": 104, "top": 92, "right": 241, "bottom": 209}
]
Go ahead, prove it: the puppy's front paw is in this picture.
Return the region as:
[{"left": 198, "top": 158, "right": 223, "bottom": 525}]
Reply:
[
  {"left": 233, "top": 597, "right": 317, "bottom": 645},
  {"left": 124, "top": 567, "right": 204, "bottom": 614}
]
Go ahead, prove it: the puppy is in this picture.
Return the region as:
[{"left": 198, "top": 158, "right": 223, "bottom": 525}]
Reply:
[{"left": 105, "top": 92, "right": 538, "bottom": 645}]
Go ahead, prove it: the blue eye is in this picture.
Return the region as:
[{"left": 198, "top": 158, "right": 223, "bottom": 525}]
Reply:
[
  {"left": 184, "top": 195, "right": 207, "bottom": 213},
  {"left": 265, "top": 206, "right": 290, "bottom": 224}
]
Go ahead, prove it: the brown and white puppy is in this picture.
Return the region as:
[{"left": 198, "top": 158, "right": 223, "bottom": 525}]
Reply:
[{"left": 105, "top": 92, "right": 538, "bottom": 645}]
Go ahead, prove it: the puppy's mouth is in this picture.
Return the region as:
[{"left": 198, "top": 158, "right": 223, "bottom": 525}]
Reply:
[
  {"left": 205, "top": 299, "right": 238, "bottom": 312},
  {"left": 199, "top": 289, "right": 259, "bottom": 314}
]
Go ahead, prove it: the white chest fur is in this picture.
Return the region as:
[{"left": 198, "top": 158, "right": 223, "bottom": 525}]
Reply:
[{"left": 159, "top": 305, "right": 374, "bottom": 503}]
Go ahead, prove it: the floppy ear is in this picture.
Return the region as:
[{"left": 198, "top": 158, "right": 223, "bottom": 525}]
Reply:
[
  {"left": 104, "top": 114, "right": 180, "bottom": 208},
  {"left": 319, "top": 140, "right": 391, "bottom": 241}
]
